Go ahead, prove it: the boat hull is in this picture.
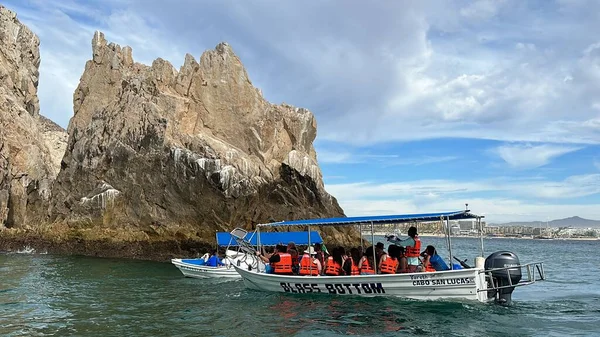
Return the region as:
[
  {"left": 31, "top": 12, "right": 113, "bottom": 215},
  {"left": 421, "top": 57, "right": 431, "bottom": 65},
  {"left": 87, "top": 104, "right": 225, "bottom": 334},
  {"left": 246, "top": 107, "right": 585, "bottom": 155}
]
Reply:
[
  {"left": 234, "top": 265, "right": 489, "bottom": 302},
  {"left": 171, "top": 259, "right": 240, "bottom": 278},
  {"left": 172, "top": 250, "right": 264, "bottom": 279}
]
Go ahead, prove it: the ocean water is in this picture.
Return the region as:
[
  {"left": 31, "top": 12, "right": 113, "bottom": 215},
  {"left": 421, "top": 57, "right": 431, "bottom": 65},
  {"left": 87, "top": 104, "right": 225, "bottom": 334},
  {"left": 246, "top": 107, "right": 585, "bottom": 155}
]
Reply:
[{"left": 1, "top": 237, "right": 599, "bottom": 337}]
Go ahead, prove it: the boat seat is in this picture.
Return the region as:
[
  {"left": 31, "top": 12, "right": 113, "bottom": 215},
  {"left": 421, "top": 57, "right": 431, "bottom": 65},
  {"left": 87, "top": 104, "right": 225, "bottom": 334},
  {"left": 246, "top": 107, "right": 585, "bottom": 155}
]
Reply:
[{"left": 229, "top": 228, "right": 257, "bottom": 255}]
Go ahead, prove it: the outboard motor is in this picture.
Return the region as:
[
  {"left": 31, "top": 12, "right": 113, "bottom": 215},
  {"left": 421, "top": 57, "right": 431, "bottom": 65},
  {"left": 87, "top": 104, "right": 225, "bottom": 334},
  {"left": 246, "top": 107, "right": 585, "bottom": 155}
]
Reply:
[{"left": 485, "top": 251, "right": 522, "bottom": 305}]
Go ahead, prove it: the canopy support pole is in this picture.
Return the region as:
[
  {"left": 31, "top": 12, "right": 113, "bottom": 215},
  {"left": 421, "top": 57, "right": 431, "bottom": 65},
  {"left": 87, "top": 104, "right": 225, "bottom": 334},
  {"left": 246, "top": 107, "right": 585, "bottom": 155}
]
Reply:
[
  {"left": 308, "top": 225, "right": 313, "bottom": 275},
  {"left": 359, "top": 223, "right": 364, "bottom": 252},
  {"left": 447, "top": 216, "right": 454, "bottom": 270},
  {"left": 371, "top": 221, "right": 377, "bottom": 273},
  {"left": 257, "top": 226, "right": 261, "bottom": 257},
  {"left": 479, "top": 216, "right": 484, "bottom": 257}
]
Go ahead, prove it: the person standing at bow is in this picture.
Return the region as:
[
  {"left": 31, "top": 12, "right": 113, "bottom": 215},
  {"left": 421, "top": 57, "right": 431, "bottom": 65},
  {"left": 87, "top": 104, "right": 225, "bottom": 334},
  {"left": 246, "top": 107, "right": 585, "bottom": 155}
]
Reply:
[{"left": 386, "top": 226, "right": 421, "bottom": 272}]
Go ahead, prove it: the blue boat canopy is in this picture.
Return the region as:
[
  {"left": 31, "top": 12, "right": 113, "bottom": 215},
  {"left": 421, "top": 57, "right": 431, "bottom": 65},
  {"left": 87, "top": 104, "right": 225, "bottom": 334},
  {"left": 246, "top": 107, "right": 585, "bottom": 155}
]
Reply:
[
  {"left": 257, "top": 210, "right": 482, "bottom": 227},
  {"left": 216, "top": 231, "right": 323, "bottom": 246}
]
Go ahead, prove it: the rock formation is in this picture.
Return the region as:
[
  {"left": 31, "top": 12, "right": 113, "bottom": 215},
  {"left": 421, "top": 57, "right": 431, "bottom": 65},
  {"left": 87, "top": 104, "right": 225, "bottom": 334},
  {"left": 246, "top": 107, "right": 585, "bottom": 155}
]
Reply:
[
  {"left": 45, "top": 31, "right": 353, "bottom": 256},
  {"left": 0, "top": 6, "right": 67, "bottom": 228}
]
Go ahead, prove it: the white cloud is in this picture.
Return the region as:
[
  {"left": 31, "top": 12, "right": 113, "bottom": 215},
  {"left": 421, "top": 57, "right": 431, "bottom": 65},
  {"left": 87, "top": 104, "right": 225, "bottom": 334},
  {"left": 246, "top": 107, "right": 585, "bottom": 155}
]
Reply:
[
  {"left": 333, "top": 193, "right": 600, "bottom": 222},
  {"left": 333, "top": 194, "right": 600, "bottom": 223},
  {"left": 317, "top": 149, "right": 455, "bottom": 166},
  {"left": 4, "top": 0, "right": 600, "bottom": 147},
  {"left": 460, "top": 0, "right": 506, "bottom": 21},
  {"left": 494, "top": 143, "right": 583, "bottom": 169},
  {"left": 317, "top": 150, "right": 398, "bottom": 164},
  {"left": 326, "top": 174, "right": 600, "bottom": 220}
]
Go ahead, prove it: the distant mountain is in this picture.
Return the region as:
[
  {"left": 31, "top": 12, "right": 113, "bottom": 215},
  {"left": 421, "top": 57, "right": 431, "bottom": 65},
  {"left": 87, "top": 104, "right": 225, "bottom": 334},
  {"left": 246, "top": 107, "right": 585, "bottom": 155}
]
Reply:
[{"left": 493, "top": 216, "right": 600, "bottom": 228}]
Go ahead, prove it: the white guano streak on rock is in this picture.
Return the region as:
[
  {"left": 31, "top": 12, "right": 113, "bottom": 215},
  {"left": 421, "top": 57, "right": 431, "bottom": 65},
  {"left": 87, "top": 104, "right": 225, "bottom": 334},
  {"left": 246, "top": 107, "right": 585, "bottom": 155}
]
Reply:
[
  {"left": 80, "top": 185, "right": 121, "bottom": 209},
  {"left": 285, "top": 150, "right": 321, "bottom": 185},
  {"left": 171, "top": 146, "right": 260, "bottom": 197}
]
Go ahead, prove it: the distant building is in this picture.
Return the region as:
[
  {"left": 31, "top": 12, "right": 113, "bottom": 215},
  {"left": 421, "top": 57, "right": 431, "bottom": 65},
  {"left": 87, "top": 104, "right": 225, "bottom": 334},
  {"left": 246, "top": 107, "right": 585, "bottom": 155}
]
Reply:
[
  {"left": 450, "top": 225, "right": 461, "bottom": 236},
  {"left": 458, "top": 220, "right": 475, "bottom": 230}
]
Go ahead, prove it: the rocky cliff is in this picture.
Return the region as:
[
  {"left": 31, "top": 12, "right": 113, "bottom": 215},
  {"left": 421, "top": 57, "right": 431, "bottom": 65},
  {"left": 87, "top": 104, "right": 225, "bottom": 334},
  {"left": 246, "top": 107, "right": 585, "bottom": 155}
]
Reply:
[
  {"left": 0, "top": 6, "right": 67, "bottom": 228},
  {"left": 42, "top": 31, "right": 352, "bottom": 258}
]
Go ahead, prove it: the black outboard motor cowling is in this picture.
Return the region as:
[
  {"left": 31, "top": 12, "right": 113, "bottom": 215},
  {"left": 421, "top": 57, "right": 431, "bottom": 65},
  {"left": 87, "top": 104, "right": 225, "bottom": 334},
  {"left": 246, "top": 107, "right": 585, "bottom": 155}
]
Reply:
[{"left": 485, "top": 251, "right": 522, "bottom": 305}]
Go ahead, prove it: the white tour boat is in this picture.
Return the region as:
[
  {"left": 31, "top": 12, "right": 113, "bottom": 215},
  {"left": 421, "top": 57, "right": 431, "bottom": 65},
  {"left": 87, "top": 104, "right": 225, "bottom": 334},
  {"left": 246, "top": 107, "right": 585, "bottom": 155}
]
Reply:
[
  {"left": 232, "top": 209, "right": 546, "bottom": 305},
  {"left": 172, "top": 229, "right": 324, "bottom": 279}
]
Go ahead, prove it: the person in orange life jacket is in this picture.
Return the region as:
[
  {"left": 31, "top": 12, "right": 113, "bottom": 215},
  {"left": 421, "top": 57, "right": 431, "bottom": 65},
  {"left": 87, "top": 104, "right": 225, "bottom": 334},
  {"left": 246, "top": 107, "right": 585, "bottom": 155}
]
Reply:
[
  {"left": 314, "top": 243, "right": 326, "bottom": 272},
  {"left": 287, "top": 242, "right": 299, "bottom": 274},
  {"left": 379, "top": 244, "right": 400, "bottom": 274},
  {"left": 299, "top": 246, "right": 322, "bottom": 275},
  {"left": 205, "top": 249, "right": 225, "bottom": 267},
  {"left": 420, "top": 245, "right": 449, "bottom": 272},
  {"left": 343, "top": 247, "right": 361, "bottom": 276},
  {"left": 325, "top": 247, "right": 344, "bottom": 276},
  {"left": 257, "top": 244, "right": 291, "bottom": 274},
  {"left": 288, "top": 248, "right": 299, "bottom": 274},
  {"left": 358, "top": 246, "right": 376, "bottom": 275},
  {"left": 386, "top": 226, "right": 421, "bottom": 272}
]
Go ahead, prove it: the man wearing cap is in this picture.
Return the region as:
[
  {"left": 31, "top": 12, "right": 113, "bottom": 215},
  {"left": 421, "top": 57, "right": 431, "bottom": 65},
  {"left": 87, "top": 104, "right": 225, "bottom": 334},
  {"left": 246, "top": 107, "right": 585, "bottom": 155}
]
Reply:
[
  {"left": 386, "top": 226, "right": 421, "bottom": 272},
  {"left": 299, "top": 246, "right": 322, "bottom": 276}
]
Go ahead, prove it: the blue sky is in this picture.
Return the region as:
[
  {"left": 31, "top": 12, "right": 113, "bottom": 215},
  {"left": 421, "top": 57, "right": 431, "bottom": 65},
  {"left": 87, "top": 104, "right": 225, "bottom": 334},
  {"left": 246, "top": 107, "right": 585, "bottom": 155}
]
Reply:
[{"left": 4, "top": 0, "right": 600, "bottom": 222}]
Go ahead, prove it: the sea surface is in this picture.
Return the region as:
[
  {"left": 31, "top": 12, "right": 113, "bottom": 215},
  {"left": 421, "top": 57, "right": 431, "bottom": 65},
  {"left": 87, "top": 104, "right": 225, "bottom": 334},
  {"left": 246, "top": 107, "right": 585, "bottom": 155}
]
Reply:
[{"left": 1, "top": 237, "right": 599, "bottom": 337}]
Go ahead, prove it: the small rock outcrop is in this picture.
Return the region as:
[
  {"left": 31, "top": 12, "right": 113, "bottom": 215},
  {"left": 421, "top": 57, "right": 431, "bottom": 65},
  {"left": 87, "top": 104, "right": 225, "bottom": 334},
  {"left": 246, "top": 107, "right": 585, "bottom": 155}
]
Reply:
[
  {"left": 47, "top": 31, "right": 353, "bottom": 252},
  {"left": 0, "top": 6, "right": 67, "bottom": 228}
]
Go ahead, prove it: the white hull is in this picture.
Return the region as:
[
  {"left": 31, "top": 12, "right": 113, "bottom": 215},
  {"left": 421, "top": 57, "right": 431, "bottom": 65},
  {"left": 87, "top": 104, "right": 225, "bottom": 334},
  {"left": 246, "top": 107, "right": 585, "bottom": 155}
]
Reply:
[
  {"left": 171, "top": 259, "right": 241, "bottom": 278},
  {"left": 172, "top": 250, "right": 264, "bottom": 279},
  {"left": 234, "top": 265, "right": 489, "bottom": 302}
]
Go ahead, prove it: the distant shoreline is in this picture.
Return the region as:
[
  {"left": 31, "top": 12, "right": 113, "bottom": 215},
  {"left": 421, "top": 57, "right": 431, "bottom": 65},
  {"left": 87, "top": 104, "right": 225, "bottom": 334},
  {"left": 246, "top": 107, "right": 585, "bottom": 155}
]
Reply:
[{"left": 364, "top": 233, "right": 599, "bottom": 241}]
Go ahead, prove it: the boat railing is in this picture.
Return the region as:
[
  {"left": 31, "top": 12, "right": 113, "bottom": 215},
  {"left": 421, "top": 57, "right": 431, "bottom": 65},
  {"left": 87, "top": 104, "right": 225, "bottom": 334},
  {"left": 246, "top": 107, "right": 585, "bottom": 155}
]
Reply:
[{"left": 478, "top": 262, "right": 545, "bottom": 292}]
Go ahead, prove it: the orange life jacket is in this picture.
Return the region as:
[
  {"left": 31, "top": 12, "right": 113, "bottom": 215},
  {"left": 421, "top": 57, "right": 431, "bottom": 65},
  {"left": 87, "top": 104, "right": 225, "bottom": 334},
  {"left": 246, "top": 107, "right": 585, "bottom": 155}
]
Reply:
[
  {"left": 299, "top": 254, "right": 319, "bottom": 276},
  {"left": 360, "top": 257, "right": 375, "bottom": 274},
  {"left": 405, "top": 236, "right": 421, "bottom": 258},
  {"left": 350, "top": 257, "right": 360, "bottom": 276},
  {"left": 325, "top": 256, "right": 341, "bottom": 276},
  {"left": 379, "top": 256, "right": 398, "bottom": 274},
  {"left": 424, "top": 258, "right": 436, "bottom": 272},
  {"left": 272, "top": 253, "right": 293, "bottom": 274}
]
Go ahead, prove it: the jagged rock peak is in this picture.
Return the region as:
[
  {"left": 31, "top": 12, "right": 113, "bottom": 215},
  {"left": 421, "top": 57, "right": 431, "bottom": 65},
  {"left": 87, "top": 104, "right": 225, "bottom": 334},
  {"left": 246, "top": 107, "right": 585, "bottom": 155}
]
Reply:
[{"left": 50, "top": 31, "right": 347, "bottom": 246}]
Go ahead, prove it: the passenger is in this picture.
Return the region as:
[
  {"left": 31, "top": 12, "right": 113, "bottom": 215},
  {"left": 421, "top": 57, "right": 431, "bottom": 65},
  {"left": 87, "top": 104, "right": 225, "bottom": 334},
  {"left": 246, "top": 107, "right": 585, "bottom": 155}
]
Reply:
[
  {"left": 257, "top": 244, "right": 293, "bottom": 274},
  {"left": 397, "top": 246, "right": 408, "bottom": 273},
  {"left": 358, "top": 246, "right": 376, "bottom": 275},
  {"left": 386, "top": 226, "right": 421, "bottom": 272},
  {"left": 289, "top": 248, "right": 299, "bottom": 275},
  {"left": 343, "top": 247, "right": 361, "bottom": 276},
  {"left": 287, "top": 241, "right": 299, "bottom": 274},
  {"left": 205, "top": 249, "right": 225, "bottom": 267},
  {"left": 379, "top": 245, "right": 399, "bottom": 274},
  {"left": 375, "top": 242, "right": 386, "bottom": 263},
  {"left": 338, "top": 247, "right": 348, "bottom": 265},
  {"left": 299, "top": 246, "right": 322, "bottom": 276},
  {"left": 325, "top": 247, "right": 344, "bottom": 276},
  {"left": 421, "top": 245, "right": 449, "bottom": 272},
  {"left": 314, "top": 243, "right": 326, "bottom": 271}
]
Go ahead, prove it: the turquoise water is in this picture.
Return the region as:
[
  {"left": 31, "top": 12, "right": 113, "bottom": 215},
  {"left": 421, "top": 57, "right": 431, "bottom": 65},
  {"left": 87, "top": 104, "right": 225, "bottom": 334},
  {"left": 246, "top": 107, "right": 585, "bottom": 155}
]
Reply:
[{"left": 1, "top": 237, "right": 599, "bottom": 336}]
